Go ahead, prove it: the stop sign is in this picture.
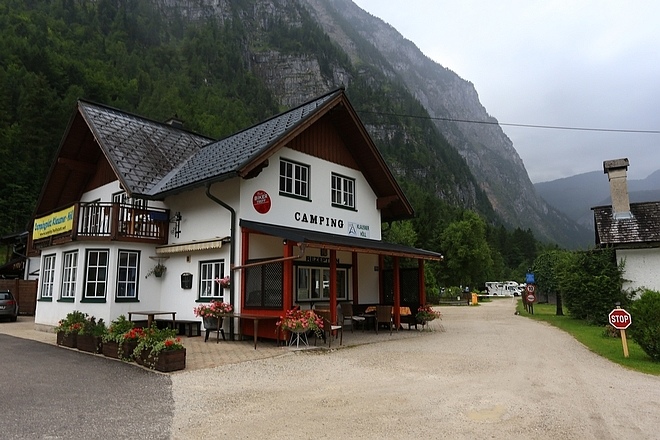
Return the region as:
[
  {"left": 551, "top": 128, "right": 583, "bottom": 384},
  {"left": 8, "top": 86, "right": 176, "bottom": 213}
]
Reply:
[{"left": 609, "top": 308, "right": 632, "bottom": 330}]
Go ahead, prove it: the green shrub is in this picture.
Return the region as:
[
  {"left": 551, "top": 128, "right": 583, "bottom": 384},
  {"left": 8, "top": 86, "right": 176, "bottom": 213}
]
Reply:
[
  {"left": 558, "top": 249, "right": 633, "bottom": 325},
  {"left": 80, "top": 316, "right": 106, "bottom": 337},
  {"left": 629, "top": 289, "right": 660, "bottom": 361},
  {"left": 443, "top": 286, "right": 462, "bottom": 299},
  {"left": 53, "top": 310, "right": 88, "bottom": 335},
  {"left": 102, "top": 315, "right": 135, "bottom": 343}
]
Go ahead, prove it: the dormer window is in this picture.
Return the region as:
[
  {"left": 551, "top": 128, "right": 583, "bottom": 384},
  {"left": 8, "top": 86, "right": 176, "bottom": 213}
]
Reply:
[
  {"left": 279, "top": 158, "right": 309, "bottom": 200},
  {"left": 331, "top": 173, "right": 355, "bottom": 209}
]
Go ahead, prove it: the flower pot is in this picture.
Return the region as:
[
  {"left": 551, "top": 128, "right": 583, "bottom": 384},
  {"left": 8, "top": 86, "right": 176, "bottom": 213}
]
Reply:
[
  {"left": 202, "top": 316, "right": 220, "bottom": 330},
  {"left": 57, "top": 331, "right": 77, "bottom": 348},
  {"left": 134, "top": 349, "right": 146, "bottom": 366},
  {"left": 137, "top": 348, "right": 186, "bottom": 372},
  {"left": 121, "top": 340, "right": 138, "bottom": 361},
  {"left": 153, "top": 348, "right": 186, "bottom": 372},
  {"left": 77, "top": 334, "right": 103, "bottom": 353},
  {"left": 102, "top": 341, "right": 121, "bottom": 359}
]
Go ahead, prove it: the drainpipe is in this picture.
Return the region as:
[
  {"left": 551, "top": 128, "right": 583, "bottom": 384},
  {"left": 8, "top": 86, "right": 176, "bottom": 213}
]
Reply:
[{"left": 205, "top": 183, "right": 236, "bottom": 338}]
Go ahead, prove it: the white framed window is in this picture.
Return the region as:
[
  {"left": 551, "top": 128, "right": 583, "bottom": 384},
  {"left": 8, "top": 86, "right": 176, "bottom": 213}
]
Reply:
[
  {"left": 279, "top": 158, "right": 309, "bottom": 199},
  {"left": 40, "top": 254, "right": 56, "bottom": 299},
  {"left": 199, "top": 260, "right": 225, "bottom": 300},
  {"left": 84, "top": 249, "right": 108, "bottom": 300},
  {"left": 116, "top": 250, "right": 140, "bottom": 300},
  {"left": 60, "top": 251, "right": 78, "bottom": 299},
  {"left": 331, "top": 173, "right": 355, "bottom": 209},
  {"left": 295, "top": 266, "right": 347, "bottom": 302}
]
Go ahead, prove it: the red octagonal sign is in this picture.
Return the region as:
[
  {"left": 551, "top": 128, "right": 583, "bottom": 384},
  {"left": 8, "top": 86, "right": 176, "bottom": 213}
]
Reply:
[{"left": 609, "top": 308, "right": 632, "bottom": 330}]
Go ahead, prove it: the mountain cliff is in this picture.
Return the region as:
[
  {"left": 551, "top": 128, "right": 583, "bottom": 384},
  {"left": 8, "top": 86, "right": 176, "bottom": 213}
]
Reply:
[
  {"left": 300, "top": 0, "right": 590, "bottom": 248},
  {"left": 158, "top": 0, "right": 590, "bottom": 247}
]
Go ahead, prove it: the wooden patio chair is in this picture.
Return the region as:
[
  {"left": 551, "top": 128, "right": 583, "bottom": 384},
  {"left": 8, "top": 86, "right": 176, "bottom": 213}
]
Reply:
[
  {"left": 340, "top": 303, "right": 365, "bottom": 332},
  {"left": 374, "top": 305, "right": 394, "bottom": 335},
  {"left": 315, "top": 309, "right": 343, "bottom": 348}
]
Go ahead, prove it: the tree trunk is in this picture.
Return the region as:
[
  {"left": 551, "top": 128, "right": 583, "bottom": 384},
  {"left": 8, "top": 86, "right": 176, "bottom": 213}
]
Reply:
[{"left": 556, "top": 291, "right": 564, "bottom": 316}]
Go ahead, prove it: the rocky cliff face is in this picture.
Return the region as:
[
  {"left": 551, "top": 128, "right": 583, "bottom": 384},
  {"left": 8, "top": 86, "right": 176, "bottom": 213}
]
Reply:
[
  {"left": 156, "top": 0, "right": 590, "bottom": 247},
  {"left": 300, "top": 0, "right": 590, "bottom": 247}
]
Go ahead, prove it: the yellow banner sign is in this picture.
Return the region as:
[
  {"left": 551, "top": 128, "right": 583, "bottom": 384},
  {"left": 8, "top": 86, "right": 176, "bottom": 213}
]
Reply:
[{"left": 33, "top": 206, "right": 75, "bottom": 239}]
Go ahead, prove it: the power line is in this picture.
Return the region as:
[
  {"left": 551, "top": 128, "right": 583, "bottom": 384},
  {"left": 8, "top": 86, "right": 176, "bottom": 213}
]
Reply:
[{"left": 356, "top": 110, "right": 660, "bottom": 134}]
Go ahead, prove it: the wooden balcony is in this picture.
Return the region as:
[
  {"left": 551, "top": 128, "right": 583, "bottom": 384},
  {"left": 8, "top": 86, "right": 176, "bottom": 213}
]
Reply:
[{"left": 31, "top": 202, "right": 170, "bottom": 251}]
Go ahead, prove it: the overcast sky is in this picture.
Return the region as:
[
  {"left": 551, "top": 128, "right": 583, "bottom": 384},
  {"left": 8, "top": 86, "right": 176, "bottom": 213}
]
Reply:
[{"left": 351, "top": 0, "right": 660, "bottom": 183}]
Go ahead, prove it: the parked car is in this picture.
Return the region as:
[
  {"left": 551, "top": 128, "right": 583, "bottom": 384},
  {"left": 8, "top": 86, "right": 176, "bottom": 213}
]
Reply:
[{"left": 0, "top": 290, "right": 18, "bottom": 322}]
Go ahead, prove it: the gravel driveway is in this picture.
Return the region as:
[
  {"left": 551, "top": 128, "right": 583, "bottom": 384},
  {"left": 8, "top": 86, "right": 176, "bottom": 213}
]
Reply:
[{"left": 170, "top": 299, "right": 660, "bottom": 439}]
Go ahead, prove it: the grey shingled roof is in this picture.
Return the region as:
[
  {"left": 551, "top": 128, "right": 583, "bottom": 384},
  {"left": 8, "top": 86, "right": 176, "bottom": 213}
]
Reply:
[
  {"left": 593, "top": 202, "right": 660, "bottom": 246},
  {"left": 79, "top": 101, "right": 213, "bottom": 197},
  {"left": 154, "top": 89, "right": 340, "bottom": 195}
]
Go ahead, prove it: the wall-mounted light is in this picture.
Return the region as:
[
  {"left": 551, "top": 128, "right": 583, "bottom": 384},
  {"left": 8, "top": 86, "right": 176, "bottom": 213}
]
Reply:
[{"left": 170, "top": 211, "right": 182, "bottom": 238}]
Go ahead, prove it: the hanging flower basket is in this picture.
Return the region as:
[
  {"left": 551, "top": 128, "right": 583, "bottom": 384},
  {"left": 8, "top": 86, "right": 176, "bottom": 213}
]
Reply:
[
  {"left": 145, "top": 263, "right": 167, "bottom": 278},
  {"left": 215, "top": 276, "right": 231, "bottom": 289}
]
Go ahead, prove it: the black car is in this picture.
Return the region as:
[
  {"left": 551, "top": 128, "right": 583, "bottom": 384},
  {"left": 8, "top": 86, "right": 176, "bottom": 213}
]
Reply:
[{"left": 0, "top": 290, "right": 18, "bottom": 322}]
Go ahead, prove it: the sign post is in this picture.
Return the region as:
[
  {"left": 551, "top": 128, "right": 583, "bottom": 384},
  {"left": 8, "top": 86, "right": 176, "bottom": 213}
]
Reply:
[
  {"left": 608, "top": 306, "right": 632, "bottom": 358},
  {"left": 525, "top": 284, "right": 536, "bottom": 314}
]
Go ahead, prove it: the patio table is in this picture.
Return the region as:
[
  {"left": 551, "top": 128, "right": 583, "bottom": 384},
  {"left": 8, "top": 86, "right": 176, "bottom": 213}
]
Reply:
[{"left": 228, "top": 313, "right": 280, "bottom": 349}]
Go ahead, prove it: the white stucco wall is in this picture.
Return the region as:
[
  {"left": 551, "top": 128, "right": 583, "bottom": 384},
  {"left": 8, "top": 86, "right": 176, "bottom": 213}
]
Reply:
[
  {"left": 617, "top": 248, "right": 660, "bottom": 293},
  {"left": 35, "top": 146, "right": 387, "bottom": 327},
  {"left": 239, "top": 147, "right": 381, "bottom": 240}
]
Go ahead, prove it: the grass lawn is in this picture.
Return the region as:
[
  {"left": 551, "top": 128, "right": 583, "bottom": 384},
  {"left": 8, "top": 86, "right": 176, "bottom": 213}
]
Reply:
[{"left": 517, "top": 301, "right": 660, "bottom": 376}]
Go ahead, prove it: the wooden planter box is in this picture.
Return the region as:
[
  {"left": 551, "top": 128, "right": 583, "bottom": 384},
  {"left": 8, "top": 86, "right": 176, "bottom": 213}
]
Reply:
[
  {"left": 77, "top": 335, "right": 102, "bottom": 353},
  {"left": 103, "top": 340, "right": 138, "bottom": 360},
  {"left": 137, "top": 348, "right": 186, "bottom": 372},
  {"left": 56, "top": 332, "right": 77, "bottom": 348},
  {"left": 102, "top": 341, "right": 121, "bottom": 359}
]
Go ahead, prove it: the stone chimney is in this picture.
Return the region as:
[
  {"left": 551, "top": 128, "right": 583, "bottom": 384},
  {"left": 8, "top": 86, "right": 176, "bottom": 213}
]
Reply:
[{"left": 603, "top": 158, "right": 632, "bottom": 220}]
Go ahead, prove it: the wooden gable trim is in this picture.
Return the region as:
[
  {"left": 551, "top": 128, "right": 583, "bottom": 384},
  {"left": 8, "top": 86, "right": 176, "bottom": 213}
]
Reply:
[{"left": 286, "top": 116, "right": 359, "bottom": 170}]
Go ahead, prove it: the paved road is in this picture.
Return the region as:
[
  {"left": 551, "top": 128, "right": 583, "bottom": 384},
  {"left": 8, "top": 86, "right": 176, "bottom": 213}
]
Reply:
[{"left": 0, "top": 334, "right": 172, "bottom": 439}]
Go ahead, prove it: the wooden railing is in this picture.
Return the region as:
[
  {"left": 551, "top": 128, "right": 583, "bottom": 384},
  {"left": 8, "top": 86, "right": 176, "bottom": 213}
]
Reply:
[{"left": 31, "top": 202, "right": 170, "bottom": 250}]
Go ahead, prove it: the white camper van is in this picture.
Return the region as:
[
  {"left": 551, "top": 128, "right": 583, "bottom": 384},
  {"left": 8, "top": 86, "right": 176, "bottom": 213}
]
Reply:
[{"left": 485, "top": 281, "right": 522, "bottom": 296}]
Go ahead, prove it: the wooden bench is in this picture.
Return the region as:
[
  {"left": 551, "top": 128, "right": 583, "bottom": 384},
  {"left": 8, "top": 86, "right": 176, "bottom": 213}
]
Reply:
[{"left": 155, "top": 319, "right": 202, "bottom": 337}]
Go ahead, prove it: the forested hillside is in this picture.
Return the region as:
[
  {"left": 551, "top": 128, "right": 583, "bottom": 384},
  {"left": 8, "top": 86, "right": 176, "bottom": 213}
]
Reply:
[{"left": 0, "top": 0, "right": 554, "bottom": 287}]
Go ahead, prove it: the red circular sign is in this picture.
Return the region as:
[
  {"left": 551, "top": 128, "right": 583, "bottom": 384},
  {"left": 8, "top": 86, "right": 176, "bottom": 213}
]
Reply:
[
  {"left": 526, "top": 284, "right": 535, "bottom": 293},
  {"left": 608, "top": 309, "right": 632, "bottom": 330},
  {"left": 526, "top": 293, "right": 536, "bottom": 303},
  {"left": 252, "top": 190, "right": 271, "bottom": 214}
]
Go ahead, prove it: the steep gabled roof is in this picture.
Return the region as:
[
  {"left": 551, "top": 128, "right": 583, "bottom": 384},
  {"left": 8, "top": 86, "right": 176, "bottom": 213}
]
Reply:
[
  {"left": 35, "top": 89, "right": 414, "bottom": 222},
  {"left": 79, "top": 101, "right": 213, "bottom": 196},
  {"left": 154, "top": 90, "right": 339, "bottom": 195},
  {"left": 33, "top": 100, "right": 213, "bottom": 216},
  {"left": 593, "top": 202, "right": 660, "bottom": 247},
  {"left": 152, "top": 88, "right": 414, "bottom": 221}
]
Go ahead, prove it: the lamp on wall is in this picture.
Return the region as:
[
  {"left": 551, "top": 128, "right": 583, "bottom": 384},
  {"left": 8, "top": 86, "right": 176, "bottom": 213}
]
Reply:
[{"left": 170, "top": 211, "right": 182, "bottom": 238}]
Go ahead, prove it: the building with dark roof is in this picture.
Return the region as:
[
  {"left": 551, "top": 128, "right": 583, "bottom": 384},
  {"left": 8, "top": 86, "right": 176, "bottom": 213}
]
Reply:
[
  {"left": 593, "top": 158, "right": 660, "bottom": 292},
  {"left": 29, "top": 89, "right": 442, "bottom": 339}
]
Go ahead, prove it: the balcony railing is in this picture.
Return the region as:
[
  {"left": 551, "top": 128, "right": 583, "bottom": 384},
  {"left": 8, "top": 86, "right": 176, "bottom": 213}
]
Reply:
[{"left": 31, "top": 202, "right": 170, "bottom": 250}]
